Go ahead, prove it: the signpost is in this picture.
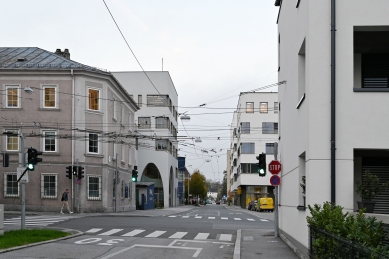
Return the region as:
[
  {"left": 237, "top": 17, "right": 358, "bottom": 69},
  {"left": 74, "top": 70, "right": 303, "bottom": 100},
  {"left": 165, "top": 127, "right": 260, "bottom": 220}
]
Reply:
[{"left": 270, "top": 143, "right": 281, "bottom": 238}]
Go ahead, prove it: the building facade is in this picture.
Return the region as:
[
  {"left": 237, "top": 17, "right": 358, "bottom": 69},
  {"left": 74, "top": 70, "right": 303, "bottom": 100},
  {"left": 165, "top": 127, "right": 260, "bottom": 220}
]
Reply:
[
  {"left": 275, "top": 0, "right": 389, "bottom": 256},
  {"left": 0, "top": 47, "right": 139, "bottom": 213},
  {"left": 112, "top": 71, "right": 179, "bottom": 208},
  {"left": 229, "top": 92, "right": 278, "bottom": 208}
]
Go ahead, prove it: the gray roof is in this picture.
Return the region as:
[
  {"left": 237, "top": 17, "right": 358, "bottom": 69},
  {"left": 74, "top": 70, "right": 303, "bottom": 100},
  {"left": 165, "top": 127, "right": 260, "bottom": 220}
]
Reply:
[{"left": 0, "top": 47, "right": 107, "bottom": 74}]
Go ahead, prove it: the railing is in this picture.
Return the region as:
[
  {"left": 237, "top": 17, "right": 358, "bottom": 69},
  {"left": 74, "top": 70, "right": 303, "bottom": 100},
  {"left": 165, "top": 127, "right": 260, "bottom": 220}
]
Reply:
[{"left": 309, "top": 226, "right": 389, "bottom": 259}]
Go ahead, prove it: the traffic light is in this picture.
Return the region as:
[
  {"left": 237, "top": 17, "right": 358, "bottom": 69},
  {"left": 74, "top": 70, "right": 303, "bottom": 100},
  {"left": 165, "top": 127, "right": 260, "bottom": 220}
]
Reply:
[
  {"left": 78, "top": 166, "right": 85, "bottom": 179},
  {"left": 256, "top": 153, "right": 266, "bottom": 177},
  {"left": 2, "top": 153, "right": 9, "bottom": 167},
  {"left": 132, "top": 169, "right": 138, "bottom": 182},
  {"left": 66, "top": 166, "right": 73, "bottom": 179},
  {"left": 27, "top": 147, "right": 43, "bottom": 171},
  {"left": 34, "top": 149, "right": 43, "bottom": 165}
]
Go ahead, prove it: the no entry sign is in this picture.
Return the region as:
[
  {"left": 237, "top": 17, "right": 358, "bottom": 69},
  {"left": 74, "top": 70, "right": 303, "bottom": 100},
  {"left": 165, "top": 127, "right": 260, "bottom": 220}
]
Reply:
[
  {"left": 270, "top": 175, "right": 281, "bottom": 186},
  {"left": 268, "top": 160, "right": 282, "bottom": 175}
]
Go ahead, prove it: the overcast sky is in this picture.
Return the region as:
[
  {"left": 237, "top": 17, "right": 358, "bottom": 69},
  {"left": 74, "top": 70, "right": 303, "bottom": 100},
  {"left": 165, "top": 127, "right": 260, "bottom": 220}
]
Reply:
[{"left": 1, "top": 0, "right": 279, "bottom": 182}]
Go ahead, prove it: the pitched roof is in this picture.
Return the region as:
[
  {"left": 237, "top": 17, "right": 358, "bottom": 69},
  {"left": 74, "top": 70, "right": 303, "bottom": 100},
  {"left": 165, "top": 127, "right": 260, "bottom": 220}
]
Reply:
[{"left": 0, "top": 47, "right": 107, "bottom": 74}]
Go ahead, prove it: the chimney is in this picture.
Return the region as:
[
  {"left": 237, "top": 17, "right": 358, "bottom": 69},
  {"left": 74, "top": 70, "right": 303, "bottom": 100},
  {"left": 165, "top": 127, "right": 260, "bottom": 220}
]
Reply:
[{"left": 54, "top": 48, "right": 70, "bottom": 60}]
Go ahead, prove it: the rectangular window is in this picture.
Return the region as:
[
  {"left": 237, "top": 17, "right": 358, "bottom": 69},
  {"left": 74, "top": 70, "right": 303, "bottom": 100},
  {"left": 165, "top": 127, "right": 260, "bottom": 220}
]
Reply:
[
  {"left": 43, "top": 131, "right": 57, "bottom": 152},
  {"left": 241, "top": 122, "right": 250, "bottom": 134},
  {"left": 262, "top": 122, "right": 279, "bottom": 134},
  {"left": 112, "top": 98, "right": 117, "bottom": 120},
  {"left": 156, "top": 117, "right": 169, "bottom": 128},
  {"left": 41, "top": 174, "right": 57, "bottom": 198},
  {"left": 138, "top": 117, "right": 151, "bottom": 128},
  {"left": 246, "top": 102, "right": 254, "bottom": 113},
  {"left": 121, "top": 144, "right": 125, "bottom": 163},
  {"left": 89, "top": 133, "right": 99, "bottom": 153},
  {"left": 5, "top": 130, "right": 19, "bottom": 151},
  {"left": 266, "top": 143, "right": 275, "bottom": 154},
  {"left": 120, "top": 106, "right": 124, "bottom": 125},
  {"left": 260, "top": 102, "right": 268, "bottom": 113},
  {"left": 138, "top": 95, "right": 142, "bottom": 107},
  {"left": 88, "top": 175, "right": 102, "bottom": 200},
  {"left": 274, "top": 102, "right": 279, "bottom": 114},
  {"left": 362, "top": 54, "right": 389, "bottom": 88},
  {"left": 156, "top": 139, "right": 168, "bottom": 151},
  {"left": 88, "top": 88, "right": 100, "bottom": 111},
  {"left": 4, "top": 173, "right": 19, "bottom": 197},
  {"left": 147, "top": 95, "right": 169, "bottom": 107},
  {"left": 241, "top": 143, "right": 255, "bottom": 154},
  {"left": 43, "top": 86, "right": 56, "bottom": 108},
  {"left": 6, "top": 86, "right": 19, "bottom": 108}
]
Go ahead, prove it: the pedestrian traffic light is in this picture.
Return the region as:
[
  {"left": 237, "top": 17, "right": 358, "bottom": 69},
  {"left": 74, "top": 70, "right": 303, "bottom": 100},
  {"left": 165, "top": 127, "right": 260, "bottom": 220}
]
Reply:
[
  {"left": 78, "top": 166, "right": 84, "bottom": 179},
  {"left": 66, "top": 166, "right": 73, "bottom": 179},
  {"left": 2, "top": 153, "right": 9, "bottom": 167},
  {"left": 256, "top": 153, "right": 266, "bottom": 177},
  {"left": 132, "top": 169, "right": 138, "bottom": 182}
]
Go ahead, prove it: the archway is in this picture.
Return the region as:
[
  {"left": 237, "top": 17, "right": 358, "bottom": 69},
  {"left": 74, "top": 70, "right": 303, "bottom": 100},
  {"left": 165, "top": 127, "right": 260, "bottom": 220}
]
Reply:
[{"left": 141, "top": 163, "right": 164, "bottom": 208}]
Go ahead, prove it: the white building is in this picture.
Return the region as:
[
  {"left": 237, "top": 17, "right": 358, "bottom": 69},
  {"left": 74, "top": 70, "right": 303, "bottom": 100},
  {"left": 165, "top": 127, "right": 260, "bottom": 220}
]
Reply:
[
  {"left": 229, "top": 92, "right": 278, "bottom": 208},
  {"left": 275, "top": 0, "right": 389, "bottom": 256},
  {"left": 113, "top": 71, "right": 179, "bottom": 208}
]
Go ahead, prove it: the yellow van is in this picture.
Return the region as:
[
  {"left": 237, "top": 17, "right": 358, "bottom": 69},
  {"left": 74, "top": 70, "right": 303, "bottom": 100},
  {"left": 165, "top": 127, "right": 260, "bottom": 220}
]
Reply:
[{"left": 258, "top": 198, "right": 274, "bottom": 212}]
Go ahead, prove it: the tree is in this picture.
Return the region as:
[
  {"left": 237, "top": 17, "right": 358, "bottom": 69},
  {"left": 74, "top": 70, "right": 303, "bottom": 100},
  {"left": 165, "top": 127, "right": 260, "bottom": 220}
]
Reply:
[
  {"left": 190, "top": 170, "right": 207, "bottom": 201},
  {"left": 219, "top": 172, "right": 227, "bottom": 199}
]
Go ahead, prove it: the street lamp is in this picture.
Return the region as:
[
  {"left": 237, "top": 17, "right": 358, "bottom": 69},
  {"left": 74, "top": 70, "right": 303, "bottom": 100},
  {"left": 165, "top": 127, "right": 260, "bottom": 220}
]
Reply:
[
  {"left": 180, "top": 115, "right": 191, "bottom": 121},
  {"left": 195, "top": 137, "right": 202, "bottom": 143}
]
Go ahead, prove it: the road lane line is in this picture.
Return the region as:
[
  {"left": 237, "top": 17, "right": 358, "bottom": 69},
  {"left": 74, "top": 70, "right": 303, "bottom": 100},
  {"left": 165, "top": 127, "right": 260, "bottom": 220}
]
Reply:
[
  {"left": 208, "top": 217, "right": 215, "bottom": 219},
  {"left": 260, "top": 219, "right": 269, "bottom": 222},
  {"left": 194, "top": 233, "right": 209, "bottom": 240},
  {"left": 145, "top": 231, "right": 166, "bottom": 238},
  {"left": 121, "top": 229, "right": 145, "bottom": 237},
  {"left": 247, "top": 219, "right": 255, "bottom": 221},
  {"left": 85, "top": 228, "right": 102, "bottom": 233},
  {"left": 168, "top": 232, "right": 188, "bottom": 239},
  {"left": 98, "top": 229, "right": 123, "bottom": 236},
  {"left": 234, "top": 218, "right": 241, "bottom": 220},
  {"left": 221, "top": 217, "right": 228, "bottom": 220},
  {"left": 219, "top": 234, "right": 232, "bottom": 241},
  {"left": 168, "top": 216, "right": 177, "bottom": 217},
  {"left": 182, "top": 216, "right": 190, "bottom": 218},
  {"left": 195, "top": 216, "right": 202, "bottom": 219}
]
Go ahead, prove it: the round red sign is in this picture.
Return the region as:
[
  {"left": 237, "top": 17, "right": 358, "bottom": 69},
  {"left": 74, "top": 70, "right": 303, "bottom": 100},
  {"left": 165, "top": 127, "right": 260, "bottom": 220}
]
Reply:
[
  {"left": 268, "top": 160, "right": 282, "bottom": 175},
  {"left": 270, "top": 175, "right": 281, "bottom": 186}
]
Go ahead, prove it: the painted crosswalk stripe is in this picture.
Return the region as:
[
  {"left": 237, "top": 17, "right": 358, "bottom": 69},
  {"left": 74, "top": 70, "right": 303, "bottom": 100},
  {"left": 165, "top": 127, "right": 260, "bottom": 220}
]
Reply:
[
  {"left": 234, "top": 218, "right": 241, "bottom": 221},
  {"left": 121, "top": 229, "right": 145, "bottom": 237},
  {"left": 86, "top": 228, "right": 103, "bottom": 233},
  {"left": 168, "top": 216, "right": 177, "bottom": 218},
  {"left": 98, "top": 229, "right": 123, "bottom": 236},
  {"left": 195, "top": 216, "right": 202, "bottom": 219},
  {"left": 260, "top": 219, "right": 268, "bottom": 222},
  {"left": 181, "top": 216, "right": 189, "bottom": 218},
  {"left": 247, "top": 219, "right": 255, "bottom": 221},
  {"left": 208, "top": 217, "right": 215, "bottom": 219},
  {"left": 219, "top": 234, "right": 232, "bottom": 241},
  {"left": 221, "top": 217, "right": 228, "bottom": 220},
  {"left": 168, "top": 232, "right": 188, "bottom": 239},
  {"left": 145, "top": 231, "right": 166, "bottom": 238},
  {"left": 194, "top": 233, "right": 209, "bottom": 240}
]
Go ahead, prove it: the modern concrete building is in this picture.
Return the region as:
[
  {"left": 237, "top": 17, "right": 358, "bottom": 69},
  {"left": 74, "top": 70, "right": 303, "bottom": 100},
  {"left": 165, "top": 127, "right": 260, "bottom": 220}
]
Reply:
[
  {"left": 228, "top": 92, "right": 278, "bottom": 208},
  {"left": 275, "top": 0, "right": 389, "bottom": 256},
  {"left": 112, "top": 71, "right": 179, "bottom": 208},
  {"left": 0, "top": 47, "right": 139, "bottom": 213}
]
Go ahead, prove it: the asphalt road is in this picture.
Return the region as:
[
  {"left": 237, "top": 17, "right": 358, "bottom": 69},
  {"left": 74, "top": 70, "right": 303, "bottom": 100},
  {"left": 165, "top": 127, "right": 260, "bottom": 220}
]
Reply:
[{"left": 1, "top": 205, "right": 273, "bottom": 259}]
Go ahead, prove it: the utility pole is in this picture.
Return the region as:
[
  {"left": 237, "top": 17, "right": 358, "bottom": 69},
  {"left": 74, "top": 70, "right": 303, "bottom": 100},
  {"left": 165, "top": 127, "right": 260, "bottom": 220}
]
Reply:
[
  {"left": 274, "top": 142, "right": 279, "bottom": 237},
  {"left": 114, "top": 153, "right": 118, "bottom": 212},
  {"left": 76, "top": 159, "right": 79, "bottom": 213}
]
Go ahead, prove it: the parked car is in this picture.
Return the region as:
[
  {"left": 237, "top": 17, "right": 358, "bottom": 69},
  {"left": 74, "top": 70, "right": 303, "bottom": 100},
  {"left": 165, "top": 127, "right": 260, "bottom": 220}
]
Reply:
[
  {"left": 216, "top": 200, "right": 221, "bottom": 205},
  {"left": 258, "top": 198, "right": 274, "bottom": 212}
]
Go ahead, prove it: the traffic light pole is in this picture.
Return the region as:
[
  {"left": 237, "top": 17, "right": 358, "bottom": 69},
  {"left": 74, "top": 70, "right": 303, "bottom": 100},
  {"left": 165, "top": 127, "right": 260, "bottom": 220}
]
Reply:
[
  {"left": 19, "top": 133, "right": 26, "bottom": 230},
  {"left": 114, "top": 153, "right": 118, "bottom": 213},
  {"left": 274, "top": 142, "right": 279, "bottom": 238}
]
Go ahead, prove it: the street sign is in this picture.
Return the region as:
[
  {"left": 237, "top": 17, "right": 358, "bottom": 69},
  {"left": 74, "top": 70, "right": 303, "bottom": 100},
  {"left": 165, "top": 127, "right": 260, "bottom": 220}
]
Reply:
[
  {"left": 270, "top": 175, "right": 281, "bottom": 186},
  {"left": 268, "top": 160, "right": 282, "bottom": 175},
  {"left": 17, "top": 167, "right": 29, "bottom": 182}
]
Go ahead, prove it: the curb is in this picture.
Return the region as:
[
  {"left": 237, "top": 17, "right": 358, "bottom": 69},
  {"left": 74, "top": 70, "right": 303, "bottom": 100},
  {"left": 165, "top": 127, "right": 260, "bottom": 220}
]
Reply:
[
  {"left": 0, "top": 228, "right": 84, "bottom": 254},
  {"left": 233, "top": 229, "right": 241, "bottom": 259}
]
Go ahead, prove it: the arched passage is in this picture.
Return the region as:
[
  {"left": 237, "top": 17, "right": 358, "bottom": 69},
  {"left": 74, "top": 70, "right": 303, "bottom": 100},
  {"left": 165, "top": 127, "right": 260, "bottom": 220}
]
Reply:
[{"left": 141, "top": 163, "right": 164, "bottom": 208}]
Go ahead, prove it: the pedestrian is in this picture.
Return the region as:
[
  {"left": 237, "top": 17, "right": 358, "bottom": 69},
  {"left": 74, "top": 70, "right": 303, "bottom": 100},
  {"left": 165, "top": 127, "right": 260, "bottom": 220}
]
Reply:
[{"left": 60, "top": 189, "right": 73, "bottom": 214}]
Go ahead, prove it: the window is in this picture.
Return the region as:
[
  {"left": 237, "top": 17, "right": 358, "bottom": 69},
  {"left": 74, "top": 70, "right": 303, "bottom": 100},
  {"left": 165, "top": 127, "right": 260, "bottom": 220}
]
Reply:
[
  {"left": 147, "top": 95, "right": 169, "bottom": 107},
  {"left": 262, "top": 122, "right": 278, "bottom": 134},
  {"left": 6, "top": 86, "right": 19, "bottom": 108},
  {"left": 266, "top": 143, "right": 275, "bottom": 154},
  {"left": 121, "top": 144, "right": 125, "bottom": 163},
  {"left": 88, "top": 175, "right": 102, "bottom": 200},
  {"left": 156, "top": 117, "right": 169, "bottom": 128},
  {"left": 128, "top": 113, "right": 133, "bottom": 131},
  {"left": 241, "top": 122, "right": 250, "bottom": 134},
  {"left": 298, "top": 39, "right": 306, "bottom": 102},
  {"left": 260, "top": 102, "right": 268, "bottom": 113},
  {"left": 5, "top": 130, "right": 19, "bottom": 151},
  {"left": 128, "top": 181, "right": 132, "bottom": 200},
  {"left": 138, "top": 95, "right": 142, "bottom": 107},
  {"left": 138, "top": 117, "right": 151, "bottom": 128},
  {"left": 43, "top": 86, "right": 56, "bottom": 108},
  {"left": 4, "top": 173, "right": 18, "bottom": 197},
  {"left": 112, "top": 98, "right": 117, "bottom": 120},
  {"left": 41, "top": 174, "right": 57, "bottom": 198},
  {"left": 274, "top": 102, "right": 279, "bottom": 114},
  {"left": 362, "top": 54, "right": 389, "bottom": 88},
  {"left": 246, "top": 102, "right": 254, "bottom": 113},
  {"left": 241, "top": 163, "right": 259, "bottom": 174},
  {"left": 89, "top": 133, "right": 99, "bottom": 153},
  {"left": 88, "top": 88, "right": 100, "bottom": 111},
  {"left": 156, "top": 139, "right": 168, "bottom": 151},
  {"left": 120, "top": 106, "right": 124, "bottom": 125},
  {"left": 241, "top": 143, "right": 255, "bottom": 154},
  {"left": 43, "top": 131, "right": 57, "bottom": 152}
]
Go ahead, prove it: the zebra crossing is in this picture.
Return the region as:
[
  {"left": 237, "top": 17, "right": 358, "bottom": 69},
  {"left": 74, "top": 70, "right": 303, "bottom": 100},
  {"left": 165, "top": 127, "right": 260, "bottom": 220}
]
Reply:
[
  {"left": 166, "top": 215, "right": 269, "bottom": 222},
  {"left": 4, "top": 215, "right": 75, "bottom": 227},
  {"left": 84, "top": 228, "right": 235, "bottom": 241}
]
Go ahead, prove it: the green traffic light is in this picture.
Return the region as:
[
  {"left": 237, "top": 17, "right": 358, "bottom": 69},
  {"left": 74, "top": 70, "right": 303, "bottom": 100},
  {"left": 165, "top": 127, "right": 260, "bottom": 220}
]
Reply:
[
  {"left": 27, "top": 164, "right": 34, "bottom": 170},
  {"left": 132, "top": 177, "right": 136, "bottom": 182}
]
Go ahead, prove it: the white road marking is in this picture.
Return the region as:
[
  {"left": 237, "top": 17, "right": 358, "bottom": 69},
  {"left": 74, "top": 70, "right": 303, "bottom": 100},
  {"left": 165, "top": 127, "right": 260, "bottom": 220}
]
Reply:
[
  {"left": 260, "top": 219, "right": 269, "bottom": 222},
  {"left": 145, "top": 231, "right": 166, "bottom": 238},
  {"left": 182, "top": 216, "right": 190, "bottom": 218},
  {"left": 195, "top": 216, "right": 202, "bottom": 219},
  {"left": 221, "top": 217, "right": 228, "bottom": 220},
  {"left": 234, "top": 218, "right": 241, "bottom": 221},
  {"left": 208, "top": 217, "right": 215, "bottom": 219},
  {"left": 98, "top": 229, "right": 123, "bottom": 236},
  {"left": 121, "top": 229, "right": 145, "bottom": 237},
  {"left": 168, "top": 216, "right": 177, "bottom": 217},
  {"left": 86, "top": 228, "right": 103, "bottom": 233},
  {"left": 219, "top": 234, "right": 232, "bottom": 241},
  {"left": 169, "top": 232, "right": 188, "bottom": 239},
  {"left": 194, "top": 233, "right": 209, "bottom": 240},
  {"left": 247, "top": 218, "right": 255, "bottom": 221}
]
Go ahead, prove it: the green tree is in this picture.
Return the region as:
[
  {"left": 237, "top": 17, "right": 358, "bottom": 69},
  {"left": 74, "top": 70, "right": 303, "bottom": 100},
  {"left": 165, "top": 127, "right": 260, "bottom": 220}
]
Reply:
[
  {"left": 190, "top": 170, "right": 207, "bottom": 200},
  {"left": 219, "top": 172, "right": 227, "bottom": 199}
]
